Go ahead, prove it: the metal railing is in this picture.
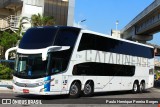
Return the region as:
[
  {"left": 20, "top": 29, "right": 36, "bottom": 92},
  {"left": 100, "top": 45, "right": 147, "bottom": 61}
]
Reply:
[{"left": 0, "top": 15, "right": 20, "bottom": 31}]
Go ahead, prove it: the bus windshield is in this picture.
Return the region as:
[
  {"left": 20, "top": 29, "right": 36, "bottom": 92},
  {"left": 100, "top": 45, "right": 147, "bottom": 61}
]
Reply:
[
  {"left": 14, "top": 54, "right": 49, "bottom": 79},
  {"left": 14, "top": 52, "right": 68, "bottom": 79}
]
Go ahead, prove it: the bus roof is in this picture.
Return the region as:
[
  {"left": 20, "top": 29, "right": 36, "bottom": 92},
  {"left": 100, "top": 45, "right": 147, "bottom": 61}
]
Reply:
[{"left": 20, "top": 26, "right": 153, "bottom": 49}]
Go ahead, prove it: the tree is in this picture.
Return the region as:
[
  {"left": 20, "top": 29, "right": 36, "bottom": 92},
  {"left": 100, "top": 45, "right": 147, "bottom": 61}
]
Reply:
[
  {"left": 0, "top": 31, "right": 20, "bottom": 59},
  {"left": 16, "top": 16, "right": 29, "bottom": 37},
  {"left": 31, "top": 13, "right": 55, "bottom": 27},
  {"left": 0, "top": 63, "right": 13, "bottom": 79}
]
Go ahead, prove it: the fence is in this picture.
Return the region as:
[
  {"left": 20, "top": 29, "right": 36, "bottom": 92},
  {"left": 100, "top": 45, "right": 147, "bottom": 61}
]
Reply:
[{"left": 0, "top": 15, "right": 20, "bottom": 31}]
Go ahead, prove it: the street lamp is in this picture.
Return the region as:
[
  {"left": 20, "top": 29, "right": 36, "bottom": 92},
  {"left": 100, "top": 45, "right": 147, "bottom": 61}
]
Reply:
[
  {"left": 78, "top": 19, "right": 86, "bottom": 27},
  {"left": 116, "top": 20, "right": 119, "bottom": 30}
]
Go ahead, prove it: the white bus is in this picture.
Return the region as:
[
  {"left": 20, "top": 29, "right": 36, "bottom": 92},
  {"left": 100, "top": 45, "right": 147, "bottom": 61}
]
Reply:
[{"left": 6, "top": 26, "right": 154, "bottom": 98}]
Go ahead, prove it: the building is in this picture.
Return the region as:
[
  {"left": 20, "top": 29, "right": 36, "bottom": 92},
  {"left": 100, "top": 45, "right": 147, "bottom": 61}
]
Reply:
[
  {"left": 0, "top": 0, "right": 74, "bottom": 31},
  {"left": 0, "top": 0, "right": 23, "bottom": 18}
]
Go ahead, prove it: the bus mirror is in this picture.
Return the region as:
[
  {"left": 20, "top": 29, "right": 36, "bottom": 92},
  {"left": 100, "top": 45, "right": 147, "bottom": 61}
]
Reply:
[
  {"left": 48, "top": 47, "right": 63, "bottom": 52},
  {"left": 42, "top": 51, "right": 48, "bottom": 61},
  {"left": 42, "top": 46, "right": 70, "bottom": 61},
  {"left": 61, "top": 46, "right": 70, "bottom": 50},
  {"left": 48, "top": 46, "right": 70, "bottom": 52},
  {"left": 42, "top": 46, "right": 58, "bottom": 61},
  {"left": 5, "top": 47, "right": 18, "bottom": 60}
]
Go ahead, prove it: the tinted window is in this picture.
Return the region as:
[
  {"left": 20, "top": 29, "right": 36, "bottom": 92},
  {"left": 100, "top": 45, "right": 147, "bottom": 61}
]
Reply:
[
  {"left": 78, "top": 33, "right": 154, "bottom": 58},
  {"left": 72, "top": 62, "right": 135, "bottom": 76},
  {"left": 48, "top": 48, "right": 73, "bottom": 74},
  {"left": 54, "top": 28, "right": 80, "bottom": 47},
  {"left": 19, "top": 27, "right": 57, "bottom": 49},
  {"left": 77, "top": 33, "right": 95, "bottom": 50},
  {"left": 19, "top": 27, "right": 80, "bottom": 49}
]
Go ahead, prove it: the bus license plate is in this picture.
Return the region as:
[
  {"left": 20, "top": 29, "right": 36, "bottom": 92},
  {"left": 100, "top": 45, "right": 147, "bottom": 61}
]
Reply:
[{"left": 23, "top": 89, "right": 29, "bottom": 93}]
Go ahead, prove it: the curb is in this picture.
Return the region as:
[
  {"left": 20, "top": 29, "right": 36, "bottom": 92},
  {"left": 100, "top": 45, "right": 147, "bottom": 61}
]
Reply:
[
  {"left": 0, "top": 80, "right": 13, "bottom": 92},
  {"left": 0, "top": 80, "right": 12, "bottom": 85},
  {"left": 0, "top": 87, "right": 13, "bottom": 93}
]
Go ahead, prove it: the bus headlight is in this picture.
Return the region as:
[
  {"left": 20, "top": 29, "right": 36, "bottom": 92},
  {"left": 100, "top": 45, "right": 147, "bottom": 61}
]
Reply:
[
  {"left": 38, "top": 82, "right": 43, "bottom": 86},
  {"left": 37, "top": 80, "right": 50, "bottom": 86},
  {"left": 37, "top": 79, "right": 54, "bottom": 86}
]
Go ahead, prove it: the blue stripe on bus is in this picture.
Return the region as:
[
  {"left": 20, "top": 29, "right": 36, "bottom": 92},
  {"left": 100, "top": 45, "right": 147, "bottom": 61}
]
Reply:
[{"left": 44, "top": 76, "right": 51, "bottom": 92}]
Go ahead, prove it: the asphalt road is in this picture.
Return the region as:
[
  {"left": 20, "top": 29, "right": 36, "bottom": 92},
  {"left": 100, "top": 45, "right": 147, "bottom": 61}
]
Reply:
[{"left": 0, "top": 88, "right": 160, "bottom": 107}]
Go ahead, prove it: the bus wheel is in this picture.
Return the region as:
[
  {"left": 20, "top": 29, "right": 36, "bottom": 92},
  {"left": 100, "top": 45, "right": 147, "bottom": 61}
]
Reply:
[
  {"left": 69, "top": 82, "right": 81, "bottom": 98},
  {"left": 83, "top": 81, "right": 93, "bottom": 97},
  {"left": 139, "top": 82, "right": 145, "bottom": 93},
  {"left": 132, "top": 82, "right": 138, "bottom": 94}
]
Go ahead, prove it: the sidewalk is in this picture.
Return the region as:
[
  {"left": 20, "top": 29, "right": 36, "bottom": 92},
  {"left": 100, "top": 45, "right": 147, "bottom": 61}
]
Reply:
[{"left": 0, "top": 80, "right": 13, "bottom": 93}]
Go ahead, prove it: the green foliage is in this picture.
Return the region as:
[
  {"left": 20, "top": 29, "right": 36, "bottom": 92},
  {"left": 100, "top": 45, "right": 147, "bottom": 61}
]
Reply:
[
  {"left": 0, "top": 31, "right": 21, "bottom": 59},
  {"left": 42, "top": 16, "right": 55, "bottom": 26},
  {"left": 0, "top": 32, "right": 16, "bottom": 48},
  {"left": 0, "top": 64, "right": 13, "bottom": 79},
  {"left": 154, "top": 70, "right": 157, "bottom": 73},
  {"left": 0, "top": 31, "right": 18, "bottom": 49},
  {"left": 31, "top": 13, "right": 55, "bottom": 27}
]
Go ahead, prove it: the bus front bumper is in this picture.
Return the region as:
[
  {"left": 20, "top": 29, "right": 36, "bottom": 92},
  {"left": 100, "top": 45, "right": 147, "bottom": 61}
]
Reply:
[{"left": 12, "top": 85, "right": 63, "bottom": 95}]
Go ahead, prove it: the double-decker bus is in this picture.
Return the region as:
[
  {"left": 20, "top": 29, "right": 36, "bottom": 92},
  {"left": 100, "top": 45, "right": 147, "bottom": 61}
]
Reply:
[{"left": 5, "top": 26, "right": 154, "bottom": 98}]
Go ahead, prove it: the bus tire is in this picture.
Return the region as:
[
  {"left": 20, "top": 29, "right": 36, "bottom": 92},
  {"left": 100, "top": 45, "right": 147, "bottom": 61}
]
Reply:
[
  {"left": 69, "top": 82, "right": 81, "bottom": 98},
  {"left": 83, "top": 81, "right": 93, "bottom": 97},
  {"left": 139, "top": 82, "right": 145, "bottom": 93},
  {"left": 132, "top": 82, "right": 138, "bottom": 94}
]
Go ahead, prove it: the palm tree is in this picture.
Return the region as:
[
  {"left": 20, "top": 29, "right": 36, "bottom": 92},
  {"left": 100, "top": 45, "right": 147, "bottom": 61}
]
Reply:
[
  {"left": 31, "top": 13, "right": 55, "bottom": 27},
  {"left": 17, "top": 16, "right": 29, "bottom": 37}
]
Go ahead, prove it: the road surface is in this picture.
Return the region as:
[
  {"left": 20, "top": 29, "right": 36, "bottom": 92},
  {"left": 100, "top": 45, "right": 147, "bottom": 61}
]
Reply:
[{"left": 0, "top": 88, "right": 160, "bottom": 107}]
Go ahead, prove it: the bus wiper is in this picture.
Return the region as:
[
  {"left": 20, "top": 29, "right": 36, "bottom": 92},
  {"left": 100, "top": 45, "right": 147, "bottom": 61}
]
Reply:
[{"left": 19, "top": 70, "right": 26, "bottom": 74}]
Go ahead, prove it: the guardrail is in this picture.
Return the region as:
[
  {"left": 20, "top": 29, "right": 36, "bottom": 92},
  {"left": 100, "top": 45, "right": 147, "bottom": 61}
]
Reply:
[{"left": 0, "top": 15, "right": 20, "bottom": 31}]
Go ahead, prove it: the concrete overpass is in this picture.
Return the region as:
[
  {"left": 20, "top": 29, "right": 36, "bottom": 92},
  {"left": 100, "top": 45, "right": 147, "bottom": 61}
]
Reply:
[{"left": 121, "top": 0, "right": 160, "bottom": 41}]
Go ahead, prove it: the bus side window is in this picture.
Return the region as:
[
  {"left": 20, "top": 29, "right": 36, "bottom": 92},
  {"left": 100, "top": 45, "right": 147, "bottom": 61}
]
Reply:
[
  {"left": 72, "top": 65, "right": 78, "bottom": 75},
  {"left": 50, "top": 59, "right": 61, "bottom": 74},
  {"left": 72, "top": 65, "right": 89, "bottom": 75},
  {"left": 149, "top": 69, "right": 154, "bottom": 75},
  {"left": 77, "top": 65, "right": 86, "bottom": 75}
]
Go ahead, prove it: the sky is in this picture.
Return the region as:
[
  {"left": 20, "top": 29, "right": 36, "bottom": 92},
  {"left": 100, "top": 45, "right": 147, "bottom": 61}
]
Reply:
[{"left": 74, "top": 0, "right": 160, "bottom": 45}]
